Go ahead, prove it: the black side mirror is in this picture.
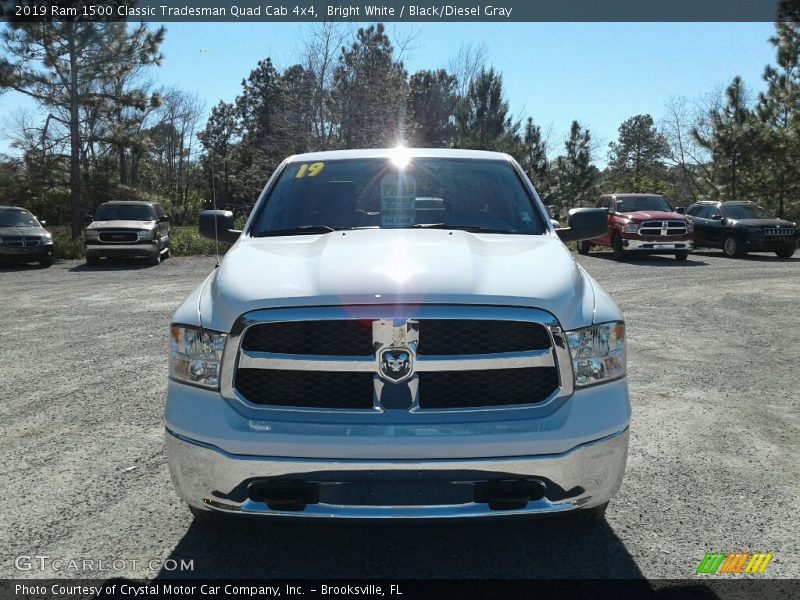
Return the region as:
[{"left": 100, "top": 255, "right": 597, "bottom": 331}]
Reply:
[
  {"left": 83, "top": 215, "right": 93, "bottom": 226},
  {"left": 711, "top": 214, "right": 724, "bottom": 221},
  {"left": 556, "top": 208, "right": 608, "bottom": 243},
  {"left": 675, "top": 207, "right": 685, "bottom": 214},
  {"left": 158, "top": 215, "right": 170, "bottom": 223},
  {"left": 199, "top": 210, "right": 241, "bottom": 245}
]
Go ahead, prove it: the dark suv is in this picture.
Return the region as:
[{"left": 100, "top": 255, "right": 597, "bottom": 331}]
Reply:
[
  {"left": 0, "top": 206, "right": 54, "bottom": 267},
  {"left": 685, "top": 201, "right": 798, "bottom": 258},
  {"left": 84, "top": 201, "right": 170, "bottom": 266}
]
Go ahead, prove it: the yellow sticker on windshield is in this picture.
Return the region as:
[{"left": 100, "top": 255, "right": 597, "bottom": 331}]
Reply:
[{"left": 294, "top": 162, "right": 325, "bottom": 179}]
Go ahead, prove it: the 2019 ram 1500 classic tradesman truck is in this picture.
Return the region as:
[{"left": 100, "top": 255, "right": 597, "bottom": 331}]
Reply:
[
  {"left": 577, "top": 193, "right": 694, "bottom": 261},
  {"left": 165, "top": 148, "right": 630, "bottom": 520}
]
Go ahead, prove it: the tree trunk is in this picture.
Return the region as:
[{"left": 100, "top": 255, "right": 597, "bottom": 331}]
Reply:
[{"left": 68, "top": 30, "right": 82, "bottom": 240}]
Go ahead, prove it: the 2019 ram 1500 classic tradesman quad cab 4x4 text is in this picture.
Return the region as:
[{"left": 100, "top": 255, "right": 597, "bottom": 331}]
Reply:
[
  {"left": 577, "top": 193, "right": 693, "bottom": 261},
  {"left": 165, "top": 148, "right": 630, "bottom": 520}
]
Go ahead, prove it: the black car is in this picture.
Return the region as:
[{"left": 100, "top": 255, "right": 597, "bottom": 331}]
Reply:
[
  {"left": 685, "top": 201, "right": 798, "bottom": 258},
  {"left": 0, "top": 206, "right": 54, "bottom": 267}
]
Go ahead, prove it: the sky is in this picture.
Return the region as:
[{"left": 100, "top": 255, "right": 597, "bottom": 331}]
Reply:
[{"left": 0, "top": 21, "right": 779, "bottom": 165}]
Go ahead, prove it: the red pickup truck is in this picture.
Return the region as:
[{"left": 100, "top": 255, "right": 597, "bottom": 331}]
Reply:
[{"left": 576, "top": 193, "right": 694, "bottom": 261}]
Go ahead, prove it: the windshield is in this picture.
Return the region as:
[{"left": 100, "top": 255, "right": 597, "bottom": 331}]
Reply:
[
  {"left": 95, "top": 204, "right": 155, "bottom": 221},
  {"left": 723, "top": 204, "right": 774, "bottom": 220},
  {"left": 0, "top": 208, "right": 39, "bottom": 228},
  {"left": 615, "top": 196, "right": 672, "bottom": 213},
  {"left": 251, "top": 158, "right": 546, "bottom": 236}
]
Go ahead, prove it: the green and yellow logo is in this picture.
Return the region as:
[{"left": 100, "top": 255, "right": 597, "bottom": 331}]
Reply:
[{"left": 696, "top": 552, "right": 773, "bottom": 574}]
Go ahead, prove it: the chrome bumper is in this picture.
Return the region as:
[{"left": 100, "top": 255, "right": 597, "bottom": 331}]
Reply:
[
  {"left": 85, "top": 243, "right": 158, "bottom": 255},
  {"left": 165, "top": 427, "right": 629, "bottom": 519},
  {"left": 623, "top": 239, "right": 693, "bottom": 251}
]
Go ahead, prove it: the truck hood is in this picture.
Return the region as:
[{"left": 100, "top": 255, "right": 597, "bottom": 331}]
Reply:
[
  {"left": 729, "top": 218, "right": 797, "bottom": 228},
  {"left": 86, "top": 220, "right": 156, "bottom": 230},
  {"left": 0, "top": 226, "right": 46, "bottom": 236},
  {"left": 618, "top": 210, "right": 685, "bottom": 221},
  {"left": 190, "top": 229, "right": 608, "bottom": 332}
]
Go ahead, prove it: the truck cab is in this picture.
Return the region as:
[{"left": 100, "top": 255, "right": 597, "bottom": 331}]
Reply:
[{"left": 577, "top": 193, "right": 693, "bottom": 261}]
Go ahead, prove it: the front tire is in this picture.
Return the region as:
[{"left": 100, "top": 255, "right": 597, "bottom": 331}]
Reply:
[
  {"left": 723, "top": 235, "right": 745, "bottom": 258},
  {"left": 611, "top": 233, "right": 626, "bottom": 261},
  {"left": 576, "top": 240, "right": 591, "bottom": 255},
  {"left": 775, "top": 247, "right": 795, "bottom": 259},
  {"left": 675, "top": 250, "right": 689, "bottom": 261},
  {"left": 40, "top": 258, "right": 54, "bottom": 268},
  {"left": 189, "top": 505, "right": 221, "bottom": 522},
  {"left": 570, "top": 502, "right": 609, "bottom": 523},
  {"left": 148, "top": 252, "right": 162, "bottom": 266},
  {"left": 85, "top": 255, "right": 99, "bottom": 266}
]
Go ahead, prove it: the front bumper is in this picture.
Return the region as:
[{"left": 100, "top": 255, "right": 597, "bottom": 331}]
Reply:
[
  {"left": 744, "top": 238, "right": 798, "bottom": 252},
  {"left": 165, "top": 371, "right": 630, "bottom": 519},
  {"left": 85, "top": 242, "right": 158, "bottom": 258},
  {"left": 0, "top": 245, "right": 53, "bottom": 260},
  {"left": 166, "top": 428, "right": 628, "bottom": 518},
  {"left": 622, "top": 238, "right": 693, "bottom": 252}
]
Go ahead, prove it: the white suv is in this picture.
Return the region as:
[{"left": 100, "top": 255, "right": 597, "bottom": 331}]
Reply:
[{"left": 165, "top": 148, "right": 629, "bottom": 520}]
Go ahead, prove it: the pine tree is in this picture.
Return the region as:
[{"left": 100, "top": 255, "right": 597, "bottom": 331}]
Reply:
[
  {"left": 521, "top": 117, "right": 550, "bottom": 198},
  {"left": 406, "top": 69, "right": 457, "bottom": 147},
  {"left": 551, "top": 121, "right": 598, "bottom": 213},
  {"left": 607, "top": 114, "right": 669, "bottom": 192},
  {"left": 757, "top": 1, "right": 800, "bottom": 218}
]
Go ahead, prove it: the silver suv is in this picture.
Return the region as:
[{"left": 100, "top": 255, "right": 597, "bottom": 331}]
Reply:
[{"left": 84, "top": 201, "right": 170, "bottom": 266}]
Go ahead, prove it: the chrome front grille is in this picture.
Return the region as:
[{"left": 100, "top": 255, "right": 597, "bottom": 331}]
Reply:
[
  {"left": 223, "top": 306, "right": 572, "bottom": 413},
  {"left": 639, "top": 221, "right": 688, "bottom": 236},
  {"left": 98, "top": 230, "right": 138, "bottom": 243},
  {"left": 764, "top": 227, "right": 796, "bottom": 237},
  {"left": 2, "top": 236, "right": 41, "bottom": 247}
]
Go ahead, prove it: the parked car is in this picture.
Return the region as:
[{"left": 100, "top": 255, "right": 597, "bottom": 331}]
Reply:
[
  {"left": 577, "top": 193, "right": 693, "bottom": 261},
  {"left": 165, "top": 148, "right": 629, "bottom": 522},
  {"left": 685, "top": 200, "right": 798, "bottom": 258},
  {"left": 0, "top": 205, "right": 54, "bottom": 267},
  {"left": 84, "top": 201, "right": 170, "bottom": 266}
]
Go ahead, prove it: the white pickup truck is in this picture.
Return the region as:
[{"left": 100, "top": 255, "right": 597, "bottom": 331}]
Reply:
[{"left": 165, "top": 148, "right": 630, "bottom": 520}]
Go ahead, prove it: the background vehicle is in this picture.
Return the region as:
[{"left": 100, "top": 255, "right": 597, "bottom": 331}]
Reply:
[
  {"left": 84, "top": 201, "right": 170, "bottom": 266},
  {"left": 685, "top": 200, "right": 798, "bottom": 258},
  {"left": 0, "top": 205, "right": 54, "bottom": 267},
  {"left": 577, "top": 193, "right": 693, "bottom": 261},
  {"left": 165, "top": 148, "right": 629, "bottom": 523}
]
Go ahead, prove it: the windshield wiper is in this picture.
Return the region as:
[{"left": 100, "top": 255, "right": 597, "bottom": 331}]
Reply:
[
  {"left": 411, "top": 223, "right": 519, "bottom": 234},
  {"left": 256, "top": 225, "right": 337, "bottom": 237}
]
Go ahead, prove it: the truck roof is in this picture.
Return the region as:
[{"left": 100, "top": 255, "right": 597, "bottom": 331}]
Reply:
[{"left": 284, "top": 148, "right": 512, "bottom": 163}]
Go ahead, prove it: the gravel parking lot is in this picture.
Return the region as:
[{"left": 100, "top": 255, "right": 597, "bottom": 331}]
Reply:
[{"left": 1, "top": 249, "right": 798, "bottom": 580}]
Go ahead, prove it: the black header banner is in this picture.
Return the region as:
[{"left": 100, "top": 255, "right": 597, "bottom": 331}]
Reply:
[{"left": 0, "top": 0, "right": 792, "bottom": 22}]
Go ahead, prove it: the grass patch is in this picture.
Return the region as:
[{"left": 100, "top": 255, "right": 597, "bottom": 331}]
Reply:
[{"left": 170, "top": 226, "right": 227, "bottom": 257}]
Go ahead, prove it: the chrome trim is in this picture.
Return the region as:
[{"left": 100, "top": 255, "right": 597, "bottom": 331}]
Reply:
[
  {"left": 625, "top": 239, "right": 693, "bottom": 251},
  {"left": 639, "top": 220, "right": 688, "bottom": 237},
  {"left": 166, "top": 427, "right": 629, "bottom": 518},
  {"left": 764, "top": 227, "right": 796, "bottom": 237},
  {"left": 96, "top": 230, "right": 141, "bottom": 244},
  {"left": 1, "top": 236, "right": 42, "bottom": 247},
  {"left": 219, "top": 305, "right": 574, "bottom": 416}
]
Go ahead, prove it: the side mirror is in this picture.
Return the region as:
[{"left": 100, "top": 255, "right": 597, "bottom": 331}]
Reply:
[
  {"left": 199, "top": 210, "right": 241, "bottom": 245},
  {"left": 675, "top": 207, "right": 685, "bottom": 214},
  {"left": 158, "top": 215, "right": 170, "bottom": 223},
  {"left": 83, "top": 215, "right": 93, "bottom": 226},
  {"left": 711, "top": 214, "right": 724, "bottom": 221},
  {"left": 39, "top": 219, "right": 47, "bottom": 226},
  {"left": 556, "top": 208, "right": 608, "bottom": 243}
]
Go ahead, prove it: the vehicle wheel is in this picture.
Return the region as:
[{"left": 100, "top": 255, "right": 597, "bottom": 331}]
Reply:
[
  {"left": 85, "top": 255, "right": 99, "bottom": 266},
  {"left": 163, "top": 247, "right": 171, "bottom": 259},
  {"left": 576, "top": 240, "right": 591, "bottom": 255},
  {"left": 775, "top": 247, "right": 795, "bottom": 258},
  {"left": 611, "top": 234, "right": 626, "bottom": 261},
  {"left": 675, "top": 250, "right": 689, "bottom": 261},
  {"left": 722, "top": 235, "right": 744, "bottom": 258},
  {"left": 39, "top": 258, "right": 54, "bottom": 268},
  {"left": 149, "top": 252, "right": 162, "bottom": 266}
]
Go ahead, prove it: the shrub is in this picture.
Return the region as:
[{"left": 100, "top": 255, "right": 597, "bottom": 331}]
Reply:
[{"left": 169, "top": 226, "right": 228, "bottom": 257}]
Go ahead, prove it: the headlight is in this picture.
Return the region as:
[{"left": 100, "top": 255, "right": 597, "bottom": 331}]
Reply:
[
  {"left": 85, "top": 230, "right": 99, "bottom": 241},
  {"left": 41, "top": 232, "right": 53, "bottom": 245},
  {"left": 685, "top": 220, "right": 694, "bottom": 233},
  {"left": 138, "top": 229, "right": 154, "bottom": 240},
  {"left": 170, "top": 326, "right": 227, "bottom": 389},
  {"left": 566, "top": 321, "right": 626, "bottom": 387},
  {"left": 623, "top": 222, "right": 640, "bottom": 234}
]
